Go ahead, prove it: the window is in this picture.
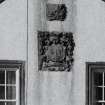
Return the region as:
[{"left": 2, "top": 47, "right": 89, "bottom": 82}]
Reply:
[
  {"left": 0, "top": 61, "right": 25, "bottom": 105},
  {"left": 86, "top": 62, "right": 105, "bottom": 105}
]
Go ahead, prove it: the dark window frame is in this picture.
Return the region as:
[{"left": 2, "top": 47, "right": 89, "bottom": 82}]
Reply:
[
  {"left": 86, "top": 62, "right": 105, "bottom": 105},
  {"left": 0, "top": 60, "right": 25, "bottom": 105}
]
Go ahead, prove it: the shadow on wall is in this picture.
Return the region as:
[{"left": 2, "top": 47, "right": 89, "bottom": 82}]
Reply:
[
  {"left": 102, "top": 0, "right": 105, "bottom": 2},
  {"left": 0, "top": 0, "right": 5, "bottom": 4}
]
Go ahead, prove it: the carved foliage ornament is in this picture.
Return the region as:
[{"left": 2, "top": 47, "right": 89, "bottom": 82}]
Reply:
[{"left": 38, "top": 31, "right": 75, "bottom": 72}]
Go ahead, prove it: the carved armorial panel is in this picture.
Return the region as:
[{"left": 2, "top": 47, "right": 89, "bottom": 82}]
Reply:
[{"left": 38, "top": 31, "right": 75, "bottom": 72}]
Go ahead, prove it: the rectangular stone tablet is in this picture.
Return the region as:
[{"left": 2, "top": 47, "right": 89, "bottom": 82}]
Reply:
[{"left": 38, "top": 31, "right": 75, "bottom": 72}]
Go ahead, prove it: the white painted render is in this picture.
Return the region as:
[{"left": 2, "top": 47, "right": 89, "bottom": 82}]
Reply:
[
  {"left": 0, "top": 0, "right": 105, "bottom": 105},
  {"left": 0, "top": 0, "right": 27, "bottom": 60}
]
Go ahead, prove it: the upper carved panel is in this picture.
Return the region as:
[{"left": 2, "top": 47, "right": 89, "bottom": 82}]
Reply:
[{"left": 46, "top": 4, "right": 67, "bottom": 21}]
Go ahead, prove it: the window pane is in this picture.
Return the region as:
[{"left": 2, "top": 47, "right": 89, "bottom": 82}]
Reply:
[
  {"left": 94, "top": 72, "right": 103, "bottom": 86},
  {"left": 6, "top": 71, "right": 16, "bottom": 84},
  {"left": 6, "top": 102, "right": 16, "bottom": 105},
  {"left": 6, "top": 86, "right": 16, "bottom": 99},
  {"left": 0, "top": 71, "right": 5, "bottom": 84},
  {"left": 94, "top": 87, "right": 103, "bottom": 100},
  {"left": 0, "top": 86, "right": 5, "bottom": 99},
  {"left": 0, "top": 102, "right": 5, "bottom": 105},
  {"left": 104, "top": 88, "right": 105, "bottom": 101},
  {"left": 104, "top": 73, "right": 105, "bottom": 85},
  {"left": 94, "top": 103, "right": 102, "bottom": 105}
]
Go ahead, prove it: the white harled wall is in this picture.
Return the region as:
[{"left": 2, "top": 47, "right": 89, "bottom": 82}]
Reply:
[
  {"left": 0, "top": 0, "right": 27, "bottom": 60},
  {"left": 73, "top": 1, "right": 105, "bottom": 105},
  {"left": 1, "top": 0, "right": 105, "bottom": 105},
  {"left": 0, "top": 0, "right": 27, "bottom": 104}
]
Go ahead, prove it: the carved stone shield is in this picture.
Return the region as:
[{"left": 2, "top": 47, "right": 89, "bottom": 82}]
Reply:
[{"left": 38, "top": 31, "right": 75, "bottom": 72}]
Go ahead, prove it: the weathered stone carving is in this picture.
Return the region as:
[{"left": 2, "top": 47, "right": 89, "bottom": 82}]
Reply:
[
  {"left": 46, "top": 4, "right": 67, "bottom": 21},
  {"left": 38, "top": 31, "right": 75, "bottom": 72}
]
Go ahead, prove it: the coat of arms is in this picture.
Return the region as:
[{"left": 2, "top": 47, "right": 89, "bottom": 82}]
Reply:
[{"left": 38, "top": 31, "right": 75, "bottom": 71}]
